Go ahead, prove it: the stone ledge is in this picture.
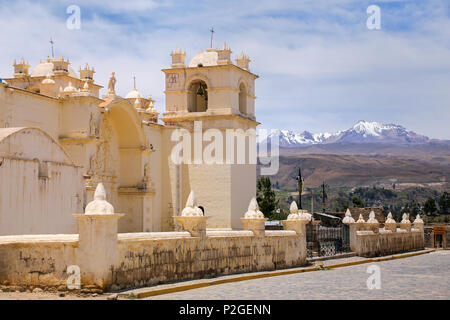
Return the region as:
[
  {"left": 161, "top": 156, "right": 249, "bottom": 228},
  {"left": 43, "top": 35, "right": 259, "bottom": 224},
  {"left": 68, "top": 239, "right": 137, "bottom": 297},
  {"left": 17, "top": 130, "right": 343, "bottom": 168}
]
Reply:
[
  {"left": 0, "top": 234, "right": 78, "bottom": 244},
  {"left": 206, "top": 230, "right": 254, "bottom": 238},
  {"left": 118, "top": 232, "right": 192, "bottom": 242},
  {"left": 265, "top": 230, "right": 297, "bottom": 237}
]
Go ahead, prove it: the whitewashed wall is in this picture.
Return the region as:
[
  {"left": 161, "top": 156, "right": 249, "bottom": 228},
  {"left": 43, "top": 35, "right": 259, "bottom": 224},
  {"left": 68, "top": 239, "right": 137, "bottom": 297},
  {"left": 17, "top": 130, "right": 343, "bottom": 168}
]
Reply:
[{"left": 0, "top": 128, "right": 83, "bottom": 235}]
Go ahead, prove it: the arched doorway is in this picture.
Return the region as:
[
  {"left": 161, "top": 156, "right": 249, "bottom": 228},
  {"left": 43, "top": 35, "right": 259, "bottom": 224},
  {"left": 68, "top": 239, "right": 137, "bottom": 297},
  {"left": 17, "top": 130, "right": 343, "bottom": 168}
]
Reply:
[
  {"left": 188, "top": 80, "right": 208, "bottom": 112},
  {"left": 87, "top": 100, "right": 149, "bottom": 232},
  {"left": 239, "top": 82, "right": 247, "bottom": 115}
]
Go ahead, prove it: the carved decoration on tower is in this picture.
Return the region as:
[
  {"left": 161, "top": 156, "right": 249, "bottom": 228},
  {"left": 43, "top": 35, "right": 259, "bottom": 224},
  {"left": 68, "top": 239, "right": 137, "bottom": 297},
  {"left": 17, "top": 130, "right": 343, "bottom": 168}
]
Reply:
[{"left": 89, "top": 113, "right": 99, "bottom": 137}]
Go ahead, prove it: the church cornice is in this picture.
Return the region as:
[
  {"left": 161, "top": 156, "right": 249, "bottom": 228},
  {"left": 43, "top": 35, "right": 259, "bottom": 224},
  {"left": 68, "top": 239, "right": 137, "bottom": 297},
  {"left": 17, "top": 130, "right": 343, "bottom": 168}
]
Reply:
[
  {"left": 161, "top": 63, "right": 259, "bottom": 80},
  {"left": 0, "top": 83, "right": 61, "bottom": 102},
  {"left": 161, "top": 112, "right": 259, "bottom": 126}
]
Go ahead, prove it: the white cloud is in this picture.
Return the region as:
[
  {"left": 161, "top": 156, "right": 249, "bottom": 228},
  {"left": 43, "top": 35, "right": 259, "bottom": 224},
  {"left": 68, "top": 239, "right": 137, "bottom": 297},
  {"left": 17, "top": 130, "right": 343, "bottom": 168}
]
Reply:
[{"left": 0, "top": 0, "right": 449, "bottom": 138}]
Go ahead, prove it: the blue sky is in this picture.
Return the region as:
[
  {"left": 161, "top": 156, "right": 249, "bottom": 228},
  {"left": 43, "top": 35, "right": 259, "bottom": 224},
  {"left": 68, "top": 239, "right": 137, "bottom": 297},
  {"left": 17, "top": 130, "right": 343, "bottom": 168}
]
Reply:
[{"left": 0, "top": 0, "right": 449, "bottom": 138}]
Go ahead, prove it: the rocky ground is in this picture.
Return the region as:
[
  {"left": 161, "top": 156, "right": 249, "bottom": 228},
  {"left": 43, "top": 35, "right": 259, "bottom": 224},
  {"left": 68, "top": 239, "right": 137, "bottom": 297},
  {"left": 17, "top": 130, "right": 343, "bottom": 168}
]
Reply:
[{"left": 0, "top": 289, "right": 109, "bottom": 300}]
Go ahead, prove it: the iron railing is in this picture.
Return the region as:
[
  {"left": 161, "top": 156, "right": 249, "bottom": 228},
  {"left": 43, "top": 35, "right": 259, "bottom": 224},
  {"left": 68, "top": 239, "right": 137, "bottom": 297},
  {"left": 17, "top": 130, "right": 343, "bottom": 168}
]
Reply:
[{"left": 306, "top": 222, "right": 350, "bottom": 258}]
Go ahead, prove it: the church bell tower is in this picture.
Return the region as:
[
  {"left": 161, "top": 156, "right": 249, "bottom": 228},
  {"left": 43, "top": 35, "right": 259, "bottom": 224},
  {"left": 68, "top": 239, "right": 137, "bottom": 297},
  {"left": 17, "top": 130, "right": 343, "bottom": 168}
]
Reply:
[{"left": 161, "top": 44, "right": 259, "bottom": 230}]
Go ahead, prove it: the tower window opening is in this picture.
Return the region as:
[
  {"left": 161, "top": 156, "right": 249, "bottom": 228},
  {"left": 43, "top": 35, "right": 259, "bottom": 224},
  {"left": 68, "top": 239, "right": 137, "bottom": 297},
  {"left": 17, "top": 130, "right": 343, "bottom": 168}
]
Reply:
[
  {"left": 188, "top": 80, "right": 208, "bottom": 112},
  {"left": 239, "top": 82, "right": 247, "bottom": 115}
]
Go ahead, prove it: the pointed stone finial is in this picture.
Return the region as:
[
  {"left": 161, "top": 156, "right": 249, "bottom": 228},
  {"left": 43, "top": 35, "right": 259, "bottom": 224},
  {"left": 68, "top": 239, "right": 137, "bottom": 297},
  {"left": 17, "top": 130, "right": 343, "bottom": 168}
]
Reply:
[
  {"left": 367, "top": 210, "right": 378, "bottom": 223},
  {"left": 217, "top": 42, "right": 232, "bottom": 65},
  {"left": 181, "top": 190, "right": 203, "bottom": 216},
  {"left": 356, "top": 214, "right": 365, "bottom": 223},
  {"left": 134, "top": 97, "right": 141, "bottom": 109},
  {"left": 187, "top": 190, "right": 197, "bottom": 207},
  {"left": 244, "top": 197, "right": 265, "bottom": 219},
  {"left": 290, "top": 201, "right": 298, "bottom": 214},
  {"left": 82, "top": 80, "right": 89, "bottom": 92},
  {"left": 413, "top": 214, "right": 423, "bottom": 224},
  {"left": 287, "top": 201, "right": 300, "bottom": 220},
  {"left": 84, "top": 183, "right": 114, "bottom": 215},
  {"left": 385, "top": 212, "right": 396, "bottom": 224},
  {"left": 342, "top": 208, "right": 355, "bottom": 224},
  {"left": 236, "top": 52, "right": 251, "bottom": 71},
  {"left": 401, "top": 213, "right": 410, "bottom": 223},
  {"left": 171, "top": 47, "right": 186, "bottom": 68}
]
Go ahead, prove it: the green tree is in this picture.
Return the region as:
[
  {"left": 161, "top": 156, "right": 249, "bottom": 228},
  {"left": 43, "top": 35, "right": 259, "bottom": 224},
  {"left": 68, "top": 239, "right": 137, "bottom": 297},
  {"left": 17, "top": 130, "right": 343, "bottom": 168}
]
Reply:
[
  {"left": 334, "top": 197, "right": 350, "bottom": 212},
  {"left": 351, "top": 196, "right": 364, "bottom": 208},
  {"left": 271, "top": 208, "right": 288, "bottom": 221},
  {"left": 438, "top": 192, "right": 450, "bottom": 214},
  {"left": 257, "top": 176, "right": 279, "bottom": 219},
  {"left": 401, "top": 200, "right": 420, "bottom": 216},
  {"left": 423, "top": 198, "right": 438, "bottom": 215}
]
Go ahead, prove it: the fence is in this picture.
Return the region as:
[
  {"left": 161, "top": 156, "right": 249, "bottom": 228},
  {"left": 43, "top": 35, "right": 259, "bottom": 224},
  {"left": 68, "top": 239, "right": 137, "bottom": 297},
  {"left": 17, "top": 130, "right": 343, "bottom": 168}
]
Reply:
[{"left": 306, "top": 222, "right": 350, "bottom": 258}]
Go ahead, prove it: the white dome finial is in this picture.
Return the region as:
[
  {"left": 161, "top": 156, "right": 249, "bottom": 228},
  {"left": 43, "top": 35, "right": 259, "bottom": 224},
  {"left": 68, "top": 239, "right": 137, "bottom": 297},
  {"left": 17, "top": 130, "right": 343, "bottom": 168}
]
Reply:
[
  {"left": 85, "top": 183, "right": 114, "bottom": 215},
  {"left": 290, "top": 201, "right": 298, "bottom": 214},
  {"left": 357, "top": 214, "right": 365, "bottom": 223},
  {"left": 342, "top": 208, "right": 355, "bottom": 224},
  {"left": 367, "top": 210, "right": 378, "bottom": 223},
  {"left": 244, "top": 197, "right": 264, "bottom": 219},
  {"left": 385, "top": 212, "right": 396, "bottom": 223},
  {"left": 181, "top": 190, "right": 203, "bottom": 216},
  {"left": 413, "top": 214, "right": 423, "bottom": 224}
]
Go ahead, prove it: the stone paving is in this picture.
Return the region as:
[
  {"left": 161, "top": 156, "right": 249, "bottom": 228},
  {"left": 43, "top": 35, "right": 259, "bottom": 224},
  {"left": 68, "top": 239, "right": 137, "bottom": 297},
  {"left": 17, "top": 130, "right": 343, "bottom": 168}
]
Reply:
[{"left": 147, "top": 250, "right": 450, "bottom": 300}]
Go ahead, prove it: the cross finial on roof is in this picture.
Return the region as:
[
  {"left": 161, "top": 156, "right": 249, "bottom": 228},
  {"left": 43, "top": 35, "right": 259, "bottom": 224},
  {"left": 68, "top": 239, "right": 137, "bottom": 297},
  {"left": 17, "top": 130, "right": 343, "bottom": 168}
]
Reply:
[
  {"left": 49, "top": 37, "right": 55, "bottom": 58},
  {"left": 133, "top": 76, "right": 136, "bottom": 90},
  {"left": 209, "top": 27, "right": 215, "bottom": 48}
]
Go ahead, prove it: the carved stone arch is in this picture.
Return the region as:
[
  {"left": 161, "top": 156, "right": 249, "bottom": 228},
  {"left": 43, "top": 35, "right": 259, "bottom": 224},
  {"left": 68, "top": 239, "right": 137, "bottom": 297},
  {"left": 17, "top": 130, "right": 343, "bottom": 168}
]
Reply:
[
  {"left": 184, "top": 73, "right": 212, "bottom": 90},
  {"left": 104, "top": 99, "right": 146, "bottom": 148},
  {"left": 91, "top": 99, "right": 148, "bottom": 229}
]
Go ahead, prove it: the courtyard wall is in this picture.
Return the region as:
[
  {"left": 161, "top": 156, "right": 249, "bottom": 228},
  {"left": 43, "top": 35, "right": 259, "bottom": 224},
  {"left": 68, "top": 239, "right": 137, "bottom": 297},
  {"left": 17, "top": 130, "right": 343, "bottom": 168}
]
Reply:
[
  {"left": 355, "top": 229, "right": 424, "bottom": 257},
  {"left": 0, "top": 227, "right": 306, "bottom": 291}
]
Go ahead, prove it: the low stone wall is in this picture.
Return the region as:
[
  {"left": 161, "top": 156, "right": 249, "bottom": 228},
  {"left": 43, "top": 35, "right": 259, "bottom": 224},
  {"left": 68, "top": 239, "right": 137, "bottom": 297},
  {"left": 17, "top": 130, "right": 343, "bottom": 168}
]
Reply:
[
  {"left": 355, "top": 229, "right": 424, "bottom": 257},
  {"left": 0, "top": 235, "right": 78, "bottom": 290},
  {"left": 343, "top": 211, "right": 425, "bottom": 258},
  {"left": 0, "top": 228, "right": 307, "bottom": 292},
  {"left": 110, "top": 230, "right": 304, "bottom": 290},
  {"left": 0, "top": 188, "right": 310, "bottom": 292}
]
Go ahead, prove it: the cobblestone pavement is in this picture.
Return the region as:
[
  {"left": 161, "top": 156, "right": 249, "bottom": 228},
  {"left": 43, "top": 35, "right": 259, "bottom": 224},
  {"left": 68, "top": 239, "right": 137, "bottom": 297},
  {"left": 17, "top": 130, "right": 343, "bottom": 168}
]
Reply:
[{"left": 147, "top": 251, "right": 450, "bottom": 300}]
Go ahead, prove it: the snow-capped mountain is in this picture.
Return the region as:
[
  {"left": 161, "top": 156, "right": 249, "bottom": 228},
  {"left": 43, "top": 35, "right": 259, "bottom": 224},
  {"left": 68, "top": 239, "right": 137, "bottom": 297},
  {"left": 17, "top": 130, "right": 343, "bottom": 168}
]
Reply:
[
  {"left": 261, "top": 121, "right": 430, "bottom": 147},
  {"left": 262, "top": 129, "right": 331, "bottom": 147}
]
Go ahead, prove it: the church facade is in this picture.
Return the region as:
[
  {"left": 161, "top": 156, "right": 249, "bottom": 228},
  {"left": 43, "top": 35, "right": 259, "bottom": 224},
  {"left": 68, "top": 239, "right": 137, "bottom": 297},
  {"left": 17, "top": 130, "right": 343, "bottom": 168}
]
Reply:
[{"left": 0, "top": 45, "right": 258, "bottom": 235}]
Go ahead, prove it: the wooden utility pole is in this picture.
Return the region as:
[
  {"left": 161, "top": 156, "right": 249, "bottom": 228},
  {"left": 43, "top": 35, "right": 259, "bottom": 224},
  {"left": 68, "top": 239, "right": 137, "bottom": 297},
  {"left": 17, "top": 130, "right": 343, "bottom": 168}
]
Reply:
[
  {"left": 321, "top": 181, "right": 327, "bottom": 213},
  {"left": 296, "top": 167, "right": 304, "bottom": 209}
]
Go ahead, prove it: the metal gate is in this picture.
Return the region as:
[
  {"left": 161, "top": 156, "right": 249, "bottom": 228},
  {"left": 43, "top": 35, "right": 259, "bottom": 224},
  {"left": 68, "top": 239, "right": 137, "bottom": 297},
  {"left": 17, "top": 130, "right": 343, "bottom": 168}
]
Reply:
[{"left": 306, "top": 222, "right": 350, "bottom": 258}]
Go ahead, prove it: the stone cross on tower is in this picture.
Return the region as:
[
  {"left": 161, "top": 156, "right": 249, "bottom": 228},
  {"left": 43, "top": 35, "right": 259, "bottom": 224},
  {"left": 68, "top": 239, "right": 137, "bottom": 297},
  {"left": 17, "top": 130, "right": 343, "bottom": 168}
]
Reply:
[
  {"left": 209, "top": 27, "right": 215, "bottom": 48},
  {"left": 50, "top": 37, "right": 55, "bottom": 58}
]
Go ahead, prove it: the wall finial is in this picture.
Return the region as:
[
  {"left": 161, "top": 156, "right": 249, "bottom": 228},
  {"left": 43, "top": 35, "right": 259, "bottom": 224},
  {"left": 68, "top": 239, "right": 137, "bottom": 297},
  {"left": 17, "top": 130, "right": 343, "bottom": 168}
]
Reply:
[{"left": 84, "top": 183, "right": 115, "bottom": 215}]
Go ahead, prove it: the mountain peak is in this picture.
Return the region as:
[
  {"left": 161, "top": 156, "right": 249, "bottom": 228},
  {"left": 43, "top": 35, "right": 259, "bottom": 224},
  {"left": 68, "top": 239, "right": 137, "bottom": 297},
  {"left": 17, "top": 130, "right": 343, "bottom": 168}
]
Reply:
[{"left": 261, "top": 120, "right": 430, "bottom": 147}]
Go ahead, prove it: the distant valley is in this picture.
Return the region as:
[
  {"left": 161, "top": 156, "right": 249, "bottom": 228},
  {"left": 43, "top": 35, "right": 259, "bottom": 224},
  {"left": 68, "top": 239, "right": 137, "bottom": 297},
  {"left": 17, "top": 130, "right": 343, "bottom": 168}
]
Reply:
[{"left": 258, "top": 121, "right": 450, "bottom": 191}]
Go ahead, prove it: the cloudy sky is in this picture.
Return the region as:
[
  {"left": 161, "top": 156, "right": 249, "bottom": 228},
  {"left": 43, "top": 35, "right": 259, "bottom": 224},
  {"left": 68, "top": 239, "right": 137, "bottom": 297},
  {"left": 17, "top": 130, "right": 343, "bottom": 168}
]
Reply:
[{"left": 0, "top": 0, "right": 449, "bottom": 139}]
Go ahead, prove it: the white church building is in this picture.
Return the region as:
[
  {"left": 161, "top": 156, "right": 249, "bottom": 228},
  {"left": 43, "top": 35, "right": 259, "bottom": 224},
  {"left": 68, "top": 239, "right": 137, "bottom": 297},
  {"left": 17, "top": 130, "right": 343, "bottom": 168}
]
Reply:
[{"left": 0, "top": 45, "right": 259, "bottom": 235}]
